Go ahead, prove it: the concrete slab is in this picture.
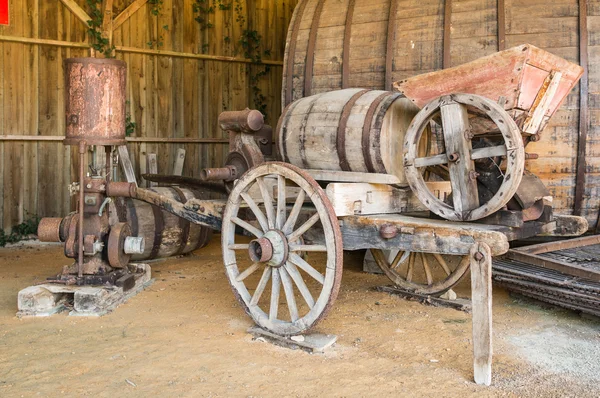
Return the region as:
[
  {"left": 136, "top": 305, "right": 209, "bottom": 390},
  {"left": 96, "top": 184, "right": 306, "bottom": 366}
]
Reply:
[
  {"left": 17, "top": 263, "right": 153, "bottom": 317},
  {"left": 248, "top": 326, "right": 337, "bottom": 353}
]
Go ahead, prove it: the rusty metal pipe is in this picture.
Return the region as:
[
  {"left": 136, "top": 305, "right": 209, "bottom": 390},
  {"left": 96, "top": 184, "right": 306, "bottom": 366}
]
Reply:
[
  {"left": 218, "top": 109, "right": 264, "bottom": 133},
  {"left": 77, "top": 141, "right": 86, "bottom": 278},
  {"left": 200, "top": 166, "right": 238, "bottom": 182},
  {"left": 106, "top": 181, "right": 137, "bottom": 198}
]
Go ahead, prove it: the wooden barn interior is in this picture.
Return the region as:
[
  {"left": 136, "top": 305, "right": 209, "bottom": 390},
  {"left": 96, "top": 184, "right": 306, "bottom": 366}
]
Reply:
[{"left": 1, "top": 0, "right": 600, "bottom": 396}]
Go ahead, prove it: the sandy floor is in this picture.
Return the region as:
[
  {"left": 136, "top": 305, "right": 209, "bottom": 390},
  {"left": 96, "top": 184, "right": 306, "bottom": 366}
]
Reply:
[{"left": 1, "top": 239, "right": 599, "bottom": 397}]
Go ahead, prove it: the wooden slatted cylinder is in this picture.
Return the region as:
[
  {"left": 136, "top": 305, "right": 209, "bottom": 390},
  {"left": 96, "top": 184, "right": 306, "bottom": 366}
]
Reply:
[
  {"left": 109, "top": 187, "right": 212, "bottom": 261},
  {"left": 277, "top": 88, "right": 420, "bottom": 184}
]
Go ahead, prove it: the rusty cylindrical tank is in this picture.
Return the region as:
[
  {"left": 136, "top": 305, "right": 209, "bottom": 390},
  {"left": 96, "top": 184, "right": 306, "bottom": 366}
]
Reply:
[{"left": 64, "top": 58, "right": 127, "bottom": 146}]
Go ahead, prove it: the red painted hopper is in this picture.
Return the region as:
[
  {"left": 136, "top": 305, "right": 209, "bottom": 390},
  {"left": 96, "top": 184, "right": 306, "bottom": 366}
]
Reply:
[{"left": 394, "top": 44, "right": 583, "bottom": 136}]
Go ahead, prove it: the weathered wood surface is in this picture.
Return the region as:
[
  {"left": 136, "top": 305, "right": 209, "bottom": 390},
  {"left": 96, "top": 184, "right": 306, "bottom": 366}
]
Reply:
[
  {"left": 0, "top": 0, "right": 297, "bottom": 231},
  {"left": 282, "top": 0, "right": 599, "bottom": 229},
  {"left": 470, "top": 242, "right": 493, "bottom": 386},
  {"left": 339, "top": 214, "right": 511, "bottom": 256},
  {"left": 109, "top": 187, "right": 211, "bottom": 260},
  {"left": 278, "top": 89, "right": 419, "bottom": 183},
  {"left": 325, "top": 182, "right": 425, "bottom": 217}
]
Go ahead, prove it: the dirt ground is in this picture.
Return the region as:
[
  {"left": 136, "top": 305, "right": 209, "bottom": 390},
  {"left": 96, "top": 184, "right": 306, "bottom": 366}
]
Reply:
[{"left": 1, "top": 239, "right": 599, "bottom": 397}]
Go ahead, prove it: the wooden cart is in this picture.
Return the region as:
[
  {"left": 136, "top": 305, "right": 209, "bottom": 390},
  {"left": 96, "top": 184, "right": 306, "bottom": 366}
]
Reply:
[{"left": 133, "top": 45, "right": 586, "bottom": 385}]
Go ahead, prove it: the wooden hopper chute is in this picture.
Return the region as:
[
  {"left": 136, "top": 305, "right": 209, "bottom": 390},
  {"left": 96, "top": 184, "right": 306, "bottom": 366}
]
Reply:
[{"left": 394, "top": 44, "right": 583, "bottom": 138}]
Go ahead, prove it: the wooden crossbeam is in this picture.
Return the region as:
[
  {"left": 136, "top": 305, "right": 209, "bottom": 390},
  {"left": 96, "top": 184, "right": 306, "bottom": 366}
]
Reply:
[
  {"left": 113, "top": 0, "right": 149, "bottom": 30},
  {"left": 59, "top": 0, "right": 91, "bottom": 28},
  {"left": 102, "top": 0, "right": 114, "bottom": 47}
]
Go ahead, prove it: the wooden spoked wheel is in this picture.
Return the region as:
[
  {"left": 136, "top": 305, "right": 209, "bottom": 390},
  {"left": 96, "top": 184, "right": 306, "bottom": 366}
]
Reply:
[
  {"left": 403, "top": 93, "right": 525, "bottom": 221},
  {"left": 222, "top": 162, "right": 343, "bottom": 336},
  {"left": 371, "top": 249, "right": 470, "bottom": 296}
]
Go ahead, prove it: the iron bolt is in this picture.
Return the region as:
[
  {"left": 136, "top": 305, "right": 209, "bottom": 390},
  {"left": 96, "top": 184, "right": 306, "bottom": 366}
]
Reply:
[{"left": 474, "top": 251, "right": 484, "bottom": 261}]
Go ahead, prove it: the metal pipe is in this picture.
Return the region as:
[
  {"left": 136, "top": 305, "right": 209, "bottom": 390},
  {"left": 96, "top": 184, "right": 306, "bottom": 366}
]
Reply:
[
  {"left": 78, "top": 141, "right": 86, "bottom": 278},
  {"left": 218, "top": 109, "right": 264, "bottom": 133},
  {"left": 200, "top": 166, "right": 238, "bottom": 181}
]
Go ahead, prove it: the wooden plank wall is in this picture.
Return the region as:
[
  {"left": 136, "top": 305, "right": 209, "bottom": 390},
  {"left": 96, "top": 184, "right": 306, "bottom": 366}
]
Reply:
[{"left": 0, "top": 0, "right": 297, "bottom": 231}]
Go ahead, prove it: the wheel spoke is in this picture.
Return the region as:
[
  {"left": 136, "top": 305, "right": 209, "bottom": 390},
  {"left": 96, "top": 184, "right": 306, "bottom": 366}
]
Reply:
[
  {"left": 406, "top": 253, "right": 415, "bottom": 282},
  {"left": 236, "top": 262, "right": 260, "bottom": 282},
  {"left": 290, "top": 244, "right": 327, "bottom": 252},
  {"left": 284, "top": 262, "right": 315, "bottom": 309},
  {"left": 269, "top": 268, "right": 281, "bottom": 321},
  {"left": 421, "top": 253, "right": 433, "bottom": 285},
  {"left": 279, "top": 266, "right": 299, "bottom": 322},
  {"left": 228, "top": 243, "right": 249, "bottom": 250},
  {"left": 433, "top": 253, "right": 452, "bottom": 276},
  {"left": 250, "top": 267, "right": 272, "bottom": 306},
  {"left": 289, "top": 253, "right": 324, "bottom": 284},
  {"left": 288, "top": 212, "right": 320, "bottom": 243},
  {"left": 240, "top": 192, "right": 269, "bottom": 232},
  {"left": 471, "top": 145, "right": 507, "bottom": 160},
  {"left": 231, "top": 216, "right": 263, "bottom": 238},
  {"left": 414, "top": 153, "right": 449, "bottom": 168},
  {"left": 390, "top": 250, "right": 406, "bottom": 270},
  {"left": 282, "top": 190, "right": 306, "bottom": 234},
  {"left": 256, "top": 176, "right": 276, "bottom": 229},
  {"left": 276, "top": 175, "right": 286, "bottom": 229}
]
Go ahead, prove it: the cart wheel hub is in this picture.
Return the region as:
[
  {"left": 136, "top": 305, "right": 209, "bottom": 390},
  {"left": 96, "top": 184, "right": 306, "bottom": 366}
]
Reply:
[{"left": 248, "top": 230, "right": 288, "bottom": 267}]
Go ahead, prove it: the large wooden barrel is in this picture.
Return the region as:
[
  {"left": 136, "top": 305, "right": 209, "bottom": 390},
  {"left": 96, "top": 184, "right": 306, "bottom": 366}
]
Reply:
[
  {"left": 110, "top": 187, "right": 212, "bottom": 261},
  {"left": 282, "top": 0, "right": 588, "bottom": 223},
  {"left": 277, "top": 88, "right": 419, "bottom": 183}
]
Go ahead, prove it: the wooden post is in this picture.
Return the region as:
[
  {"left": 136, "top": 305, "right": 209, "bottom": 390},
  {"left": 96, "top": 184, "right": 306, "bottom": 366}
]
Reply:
[
  {"left": 574, "top": 0, "right": 588, "bottom": 217},
  {"left": 470, "top": 242, "right": 493, "bottom": 386},
  {"left": 443, "top": 0, "right": 452, "bottom": 68},
  {"left": 147, "top": 153, "right": 158, "bottom": 187}
]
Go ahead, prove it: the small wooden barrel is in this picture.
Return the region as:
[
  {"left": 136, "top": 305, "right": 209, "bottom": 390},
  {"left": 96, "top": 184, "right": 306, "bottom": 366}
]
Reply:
[
  {"left": 277, "top": 88, "right": 420, "bottom": 184},
  {"left": 110, "top": 187, "right": 212, "bottom": 261}
]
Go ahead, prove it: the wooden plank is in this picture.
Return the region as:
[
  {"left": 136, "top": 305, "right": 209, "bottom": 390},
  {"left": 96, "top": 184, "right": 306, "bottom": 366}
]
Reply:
[
  {"left": 443, "top": 0, "right": 452, "bottom": 68},
  {"left": 516, "top": 234, "right": 600, "bottom": 255},
  {"left": 497, "top": 0, "right": 506, "bottom": 51},
  {"left": 574, "top": 0, "right": 588, "bottom": 216},
  {"left": 58, "top": 0, "right": 91, "bottom": 28},
  {"left": 339, "top": 214, "right": 510, "bottom": 256},
  {"left": 505, "top": 249, "right": 600, "bottom": 281},
  {"left": 112, "top": 0, "right": 148, "bottom": 30},
  {"left": 101, "top": 0, "right": 114, "bottom": 48},
  {"left": 325, "top": 183, "right": 421, "bottom": 217},
  {"left": 172, "top": 148, "right": 185, "bottom": 176},
  {"left": 470, "top": 242, "right": 492, "bottom": 386},
  {"left": 0, "top": 35, "right": 90, "bottom": 48},
  {"left": 117, "top": 145, "right": 137, "bottom": 185},
  {"left": 147, "top": 153, "right": 158, "bottom": 188},
  {"left": 0, "top": 136, "right": 229, "bottom": 143},
  {"left": 440, "top": 100, "right": 479, "bottom": 213},
  {"left": 522, "top": 71, "right": 563, "bottom": 135},
  {"left": 305, "top": 170, "right": 403, "bottom": 185}
]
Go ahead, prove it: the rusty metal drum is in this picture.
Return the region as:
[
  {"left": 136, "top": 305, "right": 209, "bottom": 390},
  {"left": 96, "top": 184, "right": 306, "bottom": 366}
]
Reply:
[{"left": 64, "top": 58, "right": 127, "bottom": 146}]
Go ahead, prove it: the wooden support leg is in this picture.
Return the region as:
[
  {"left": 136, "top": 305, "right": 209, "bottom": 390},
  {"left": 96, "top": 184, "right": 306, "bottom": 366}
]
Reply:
[{"left": 470, "top": 242, "right": 492, "bottom": 386}]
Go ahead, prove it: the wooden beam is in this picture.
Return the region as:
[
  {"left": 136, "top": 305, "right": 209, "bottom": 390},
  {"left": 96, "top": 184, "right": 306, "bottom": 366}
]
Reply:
[
  {"left": 0, "top": 35, "right": 89, "bottom": 49},
  {"left": 113, "top": 0, "right": 148, "bottom": 30},
  {"left": 497, "top": 0, "right": 505, "bottom": 51},
  {"left": 0, "top": 135, "right": 229, "bottom": 143},
  {"left": 574, "top": 0, "right": 589, "bottom": 216},
  {"left": 516, "top": 234, "right": 600, "bottom": 255},
  {"left": 114, "top": 45, "right": 284, "bottom": 65},
  {"left": 443, "top": 0, "right": 452, "bottom": 68},
  {"left": 0, "top": 36, "right": 284, "bottom": 66},
  {"left": 59, "top": 0, "right": 92, "bottom": 28},
  {"left": 102, "top": 0, "right": 114, "bottom": 48},
  {"left": 505, "top": 249, "right": 600, "bottom": 281}
]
